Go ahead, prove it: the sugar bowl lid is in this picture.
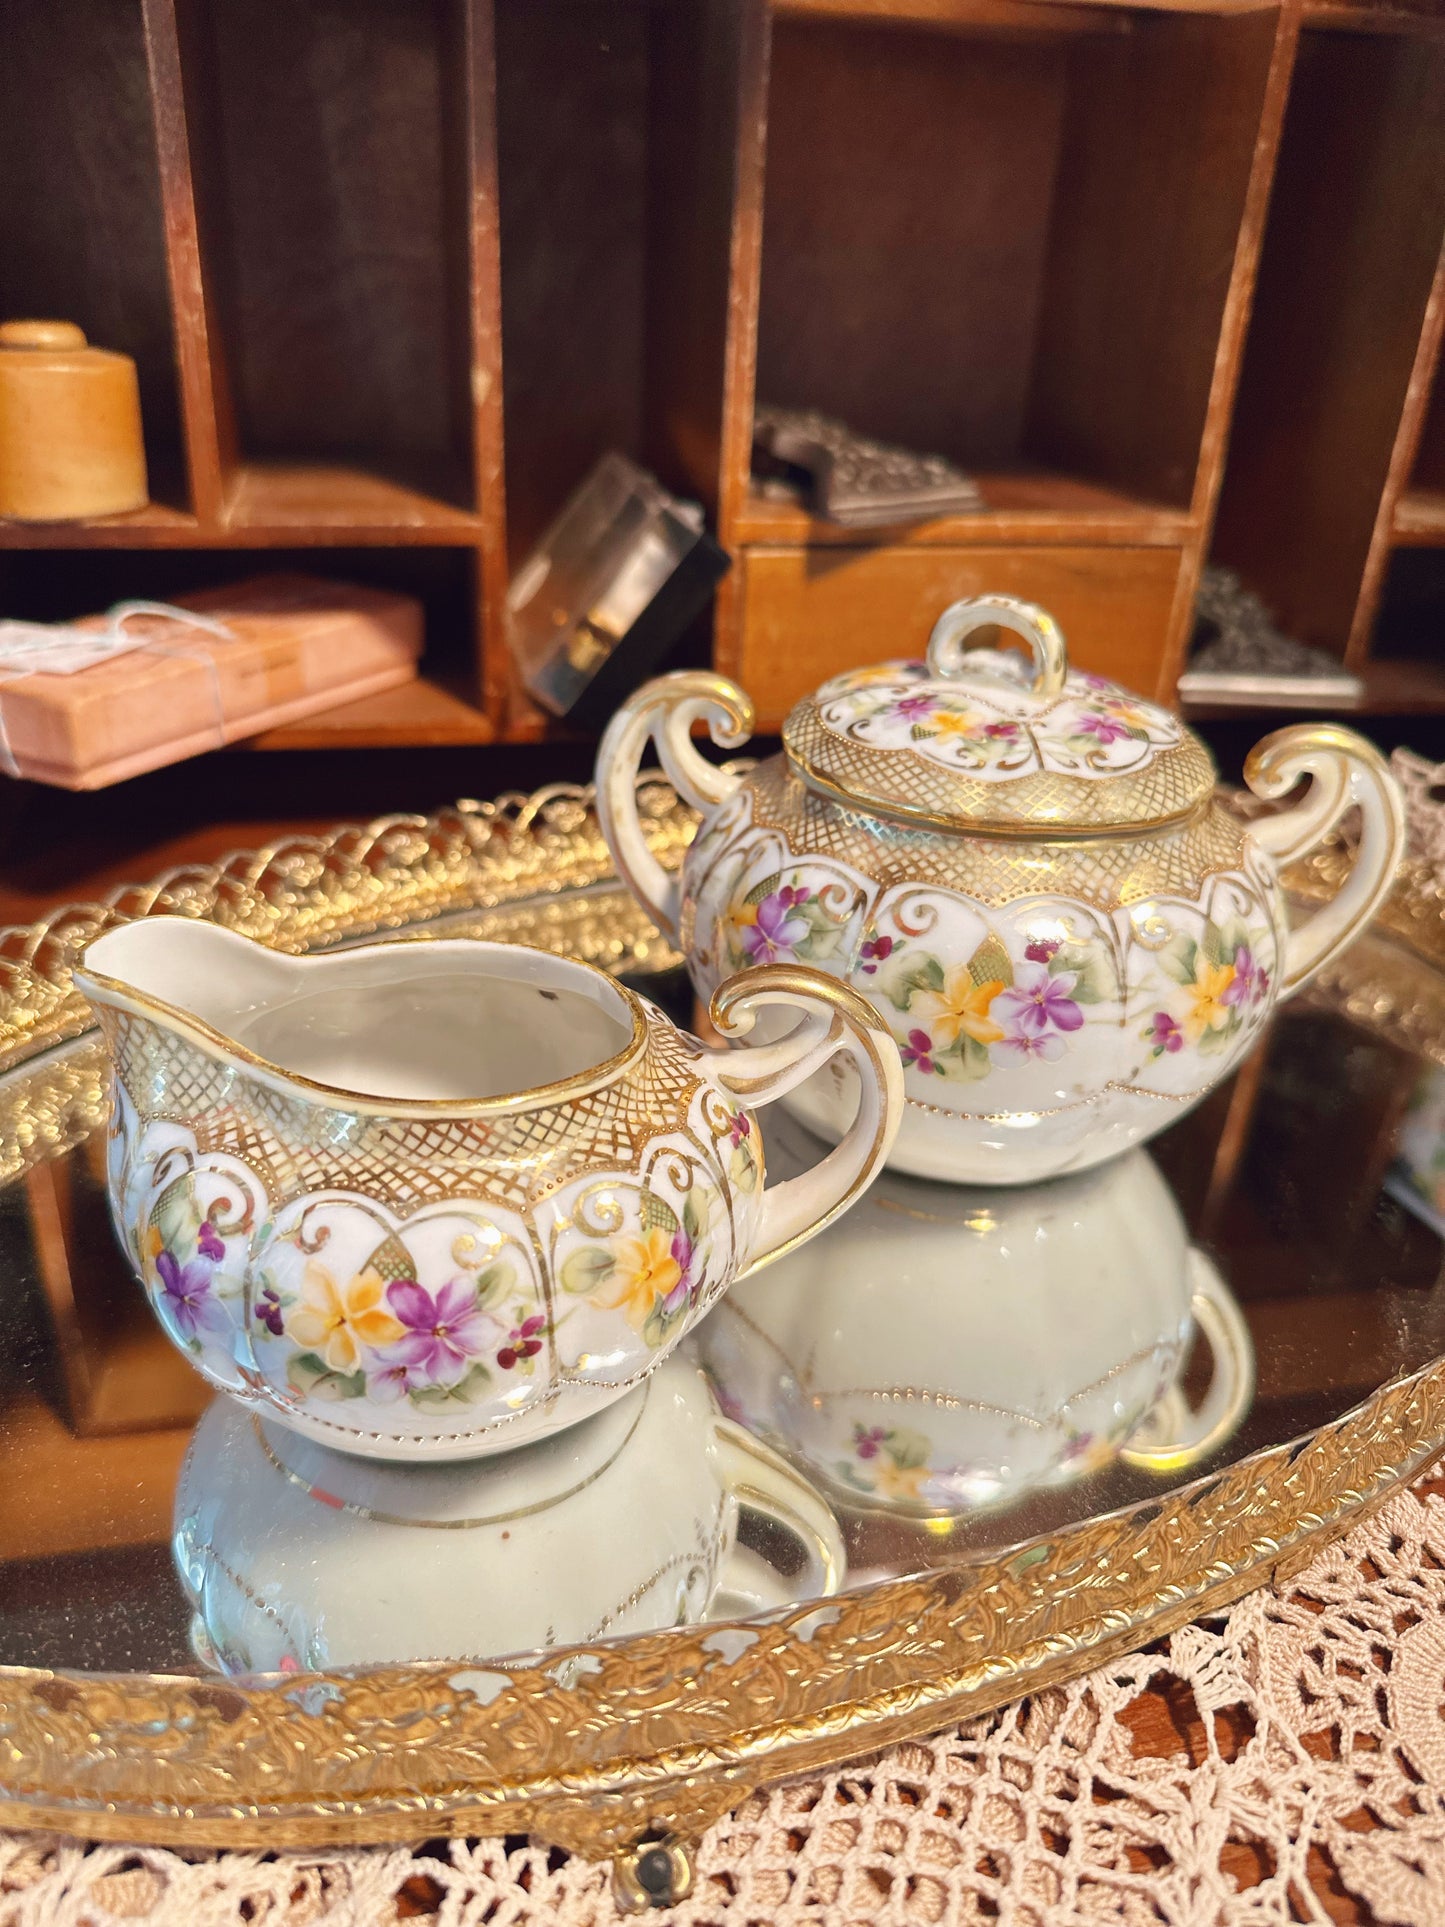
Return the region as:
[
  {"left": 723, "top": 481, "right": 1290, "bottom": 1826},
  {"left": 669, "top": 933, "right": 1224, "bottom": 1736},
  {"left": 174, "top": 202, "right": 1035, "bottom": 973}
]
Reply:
[{"left": 781, "top": 597, "right": 1216, "bottom": 834}]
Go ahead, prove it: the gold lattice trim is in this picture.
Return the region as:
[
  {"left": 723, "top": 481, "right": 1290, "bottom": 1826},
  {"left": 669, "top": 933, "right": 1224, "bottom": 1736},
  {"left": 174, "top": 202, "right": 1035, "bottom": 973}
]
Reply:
[
  {"left": 107, "top": 1002, "right": 704, "bottom": 1214},
  {"left": 745, "top": 759, "right": 1255, "bottom": 911},
  {"left": 784, "top": 701, "right": 1216, "bottom": 833}
]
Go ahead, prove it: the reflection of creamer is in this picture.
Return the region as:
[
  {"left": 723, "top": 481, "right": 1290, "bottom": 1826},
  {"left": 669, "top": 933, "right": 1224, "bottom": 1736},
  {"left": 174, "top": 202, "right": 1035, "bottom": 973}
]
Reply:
[{"left": 173, "top": 1358, "right": 843, "bottom": 1674}]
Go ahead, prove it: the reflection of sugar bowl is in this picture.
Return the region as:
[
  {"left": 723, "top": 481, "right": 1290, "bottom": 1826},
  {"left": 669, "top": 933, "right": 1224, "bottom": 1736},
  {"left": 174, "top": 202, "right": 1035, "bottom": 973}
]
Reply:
[
  {"left": 175, "top": 1358, "right": 843, "bottom": 1675},
  {"left": 696, "top": 1116, "right": 1254, "bottom": 1518},
  {"left": 77, "top": 919, "right": 900, "bottom": 1462},
  {"left": 599, "top": 595, "right": 1403, "bottom": 1182}
]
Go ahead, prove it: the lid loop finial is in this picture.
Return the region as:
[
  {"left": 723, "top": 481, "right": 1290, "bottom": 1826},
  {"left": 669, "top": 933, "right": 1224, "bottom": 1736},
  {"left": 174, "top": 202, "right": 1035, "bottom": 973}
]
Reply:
[{"left": 926, "top": 596, "right": 1069, "bottom": 698}]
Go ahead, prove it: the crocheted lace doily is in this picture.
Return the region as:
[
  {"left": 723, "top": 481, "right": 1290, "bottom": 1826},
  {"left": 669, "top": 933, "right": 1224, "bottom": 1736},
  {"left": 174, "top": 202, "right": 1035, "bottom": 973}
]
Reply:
[{"left": 6, "top": 1470, "right": 1445, "bottom": 1926}]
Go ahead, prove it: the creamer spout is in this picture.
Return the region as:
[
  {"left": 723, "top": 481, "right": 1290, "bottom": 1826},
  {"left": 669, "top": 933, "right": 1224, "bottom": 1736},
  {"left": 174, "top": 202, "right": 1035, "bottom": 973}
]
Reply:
[{"left": 74, "top": 916, "right": 296, "bottom": 1044}]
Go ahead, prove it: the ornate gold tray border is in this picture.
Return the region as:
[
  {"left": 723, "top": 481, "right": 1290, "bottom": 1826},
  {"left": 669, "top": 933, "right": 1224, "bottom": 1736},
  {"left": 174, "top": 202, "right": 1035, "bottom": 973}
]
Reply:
[{"left": 0, "top": 782, "right": 1441, "bottom": 1871}]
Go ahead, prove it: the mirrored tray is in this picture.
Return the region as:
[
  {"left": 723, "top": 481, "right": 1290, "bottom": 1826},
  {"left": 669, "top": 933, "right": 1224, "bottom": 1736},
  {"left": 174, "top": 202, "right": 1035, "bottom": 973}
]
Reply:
[{"left": 3, "top": 778, "right": 1445, "bottom": 1902}]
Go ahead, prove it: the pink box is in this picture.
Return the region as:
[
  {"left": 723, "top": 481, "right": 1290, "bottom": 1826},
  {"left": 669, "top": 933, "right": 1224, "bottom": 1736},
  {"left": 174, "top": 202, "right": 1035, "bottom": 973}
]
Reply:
[{"left": 0, "top": 573, "right": 423, "bottom": 789}]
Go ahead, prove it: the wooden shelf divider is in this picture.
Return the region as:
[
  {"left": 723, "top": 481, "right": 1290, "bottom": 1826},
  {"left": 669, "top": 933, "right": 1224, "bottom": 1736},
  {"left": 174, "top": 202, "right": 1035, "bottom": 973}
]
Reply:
[
  {"left": 462, "top": 0, "right": 512, "bottom": 727},
  {"left": 139, "top": 0, "right": 233, "bottom": 527}
]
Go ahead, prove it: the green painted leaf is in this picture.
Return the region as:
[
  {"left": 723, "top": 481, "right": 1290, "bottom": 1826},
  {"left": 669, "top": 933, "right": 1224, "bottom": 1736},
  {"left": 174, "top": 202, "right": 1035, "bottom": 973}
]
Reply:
[
  {"left": 1054, "top": 941, "right": 1114, "bottom": 1006},
  {"left": 287, "top": 1352, "right": 365, "bottom": 1403},
  {"left": 955, "top": 1035, "right": 994, "bottom": 1083},
  {"left": 682, "top": 1193, "right": 703, "bottom": 1243},
  {"left": 474, "top": 1260, "right": 515, "bottom": 1305},
  {"left": 1196, "top": 1016, "right": 1239, "bottom": 1056},
  {"left": 1157, "top": 936, "right": 1199, "bottom": 987},
  {"left": 410, "top": 1361, "right": 492, "bottom": 1411},
  {"left": 801, "top": 898, "right": 845, "bottom": 939},
  {"left": 730, "top": 1142, "right": 760, "bottom": 1193},
  {"left": 887, "top": 1426, "right": 931, "bottom": 1471},
  {"left": 561, "top": 1245, "right": 615, "bottom": 1295},
  {"left": 878, "top": 953, "right": 944, "bottom": 1013},
  {"left": 642, "top": 1298, "right": 687, "bottom": 1352}
]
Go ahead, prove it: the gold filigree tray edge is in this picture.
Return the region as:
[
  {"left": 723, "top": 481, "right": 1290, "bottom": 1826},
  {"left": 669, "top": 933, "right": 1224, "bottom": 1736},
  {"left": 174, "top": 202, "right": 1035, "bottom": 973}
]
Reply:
[{"left": 0, "top": 780, "right": 1442, "bottom": 1866}]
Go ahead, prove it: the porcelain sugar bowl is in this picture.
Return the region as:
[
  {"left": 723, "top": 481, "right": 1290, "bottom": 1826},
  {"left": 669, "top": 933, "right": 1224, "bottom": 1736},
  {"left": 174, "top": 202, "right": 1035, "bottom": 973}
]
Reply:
[
  {"left": 696, "top": 1112, "right": 1254, "bottom": 1519},
  {"left": 75, "top": 919, "right": 901, "bottom": 1461},
  {"left": 175, "top": 1356, "right": 844, "bottom": 1676},
  {"left": 598, "top": 596, "right": 1404, "bottom": 1183}
]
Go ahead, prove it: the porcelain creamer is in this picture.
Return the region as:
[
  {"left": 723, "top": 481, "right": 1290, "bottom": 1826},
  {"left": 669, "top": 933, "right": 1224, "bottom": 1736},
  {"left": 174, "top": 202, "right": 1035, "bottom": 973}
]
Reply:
[{"left": 76, "top": 920, "right": 902, "bottom": 1459}]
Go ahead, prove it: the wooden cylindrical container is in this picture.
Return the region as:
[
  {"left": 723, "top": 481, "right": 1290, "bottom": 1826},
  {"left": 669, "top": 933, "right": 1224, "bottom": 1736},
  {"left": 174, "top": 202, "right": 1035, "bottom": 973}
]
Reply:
[{"left": 0, "top": 320, "right": 149, "bottom": 521}]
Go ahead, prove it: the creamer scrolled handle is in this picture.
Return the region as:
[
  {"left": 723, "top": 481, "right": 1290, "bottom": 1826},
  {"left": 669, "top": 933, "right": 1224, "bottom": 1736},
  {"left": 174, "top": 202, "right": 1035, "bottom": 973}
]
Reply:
[
  {"left": 704, "top": 965, "right": 904, "bottom": 1277},
  {"left": 1243, "top": 724, "right": 1405, "bottom": 998},
  {"left": 596, "top": 671, "right": 754, "bottom": 945},
  {"left": 712, "top": 1420, "right": 845, "bottom": 1605}
]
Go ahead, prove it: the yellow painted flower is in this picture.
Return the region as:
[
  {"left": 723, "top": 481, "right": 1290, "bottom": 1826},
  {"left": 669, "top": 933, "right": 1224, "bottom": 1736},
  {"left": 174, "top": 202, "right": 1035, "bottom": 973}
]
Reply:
[
  {"left": 913, "top": 967, "right": 1005, "bottom": 1050},
  {"left": 1103, "top": 699, "right": 1152, "bottom": 728},
  {"left": 1184, "top": 958, "right": 1237, "bottom": 1043},
  {"left": 286, "top": 1262, "right": 403, "bottom": 1375},
  {"left": 872, "top": 1460, "right": 927, "bottom": 1503},
  {"left": 590, "top": 1227, "right": 682, "bottom": 1332},
  {"left": 927, "top": 706, "right": 985, "bottom": 740},
  {"left": 142, "top": 1222, "right": 164, "bottom": 1279}
]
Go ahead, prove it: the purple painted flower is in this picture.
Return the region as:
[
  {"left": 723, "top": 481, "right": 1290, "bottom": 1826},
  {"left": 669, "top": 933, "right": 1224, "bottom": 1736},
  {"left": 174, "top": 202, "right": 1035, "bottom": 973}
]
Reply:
[
  {"left": 891, "top": 693, "right": 937, "bottom": 722},
  {"left": 740, "top": 887, "right": 811, "bottom": 965},
  {"left": 498, "top": 1314, "right": 546, "bottom": 1372},
  {"left": 386, "top": 1276, "right": 492, "bottom": 1383},
  {"left": 727, "top": 1110, "right": 752, "bottom": 1149},
  {"left": 1222, "top": 945, "right": 1269, "bottom": 1007},
  {"left": 197, "top": 1219, "right": 225, "bottom": 1262},
  {"left": 900, "top": 1027, "right": 939, "bottom": 1074},
  {"left": 993, "top": 962, "right": 1084, "bottom": 1037},
  {"left": 859, "top": 933, "right": 894, "bottom": 975},
  {"left": 661, "top": 1231, "right": 697, "bottom": 1318},
  {"left": 1147, "top": 1011, "right": 1184, "bottom": 1056},
  {"left": 1074, "top": 711, "right": 1132, "bottom": 746},
  {"left": 1024, "top": 936, "right": 1061, "bottom": 965},
  {"left": 984, "top": 721, "right": 1019, "bottom": 739},
  {"left": 255, "top": 1285, "right": 285, "bottom": 1337},
  {"left": 368, "top": 1353, "right": 429, "bottom": 1403},
  {"left": 854, "top": 1425, "right": 886, "bottom": 1462},
  {"left": 991, "top": 1028, "right": 1067, "bottom": 1066},
  {"left": 155, "top": 1248, "right": 228, "bottom": 1340}
]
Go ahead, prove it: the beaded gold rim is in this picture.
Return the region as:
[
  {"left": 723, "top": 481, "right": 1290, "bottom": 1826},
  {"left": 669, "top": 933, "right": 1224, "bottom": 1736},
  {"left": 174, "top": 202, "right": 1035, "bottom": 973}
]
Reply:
[{"left": 0, "top": 780, "right": 1441, "bottom": 1864}]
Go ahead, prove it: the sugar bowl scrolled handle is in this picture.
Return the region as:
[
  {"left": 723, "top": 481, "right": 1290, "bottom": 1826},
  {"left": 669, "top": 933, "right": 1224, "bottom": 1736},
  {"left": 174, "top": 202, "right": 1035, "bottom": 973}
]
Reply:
[
  {"left": 1121, "top": 1252, "right": 1256, "bottom": 1474},
  {"left": 1243, "top": 723, "right": 1405, "bottom": 997},
  {"left": 704, "top": 964, "right": 905, "bottom": 1277},
  {"left": 596, "top": 669, "right": 753, "bottom": 944}
]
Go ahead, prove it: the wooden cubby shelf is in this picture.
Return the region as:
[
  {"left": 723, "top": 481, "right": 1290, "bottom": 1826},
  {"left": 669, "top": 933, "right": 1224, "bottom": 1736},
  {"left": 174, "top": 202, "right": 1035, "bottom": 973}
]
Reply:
[{"left": 1, "top": 0, "right": 1443, "bottom": 785}]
